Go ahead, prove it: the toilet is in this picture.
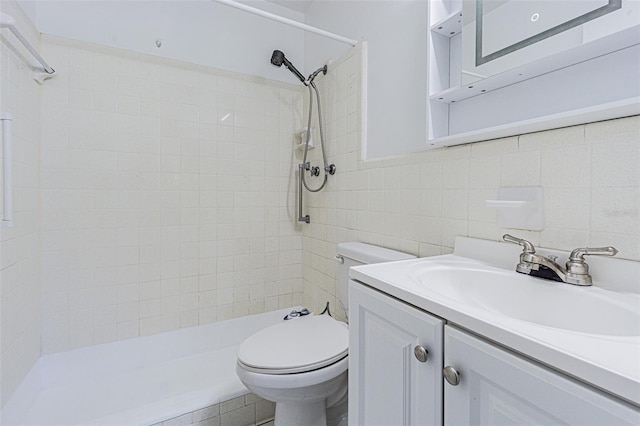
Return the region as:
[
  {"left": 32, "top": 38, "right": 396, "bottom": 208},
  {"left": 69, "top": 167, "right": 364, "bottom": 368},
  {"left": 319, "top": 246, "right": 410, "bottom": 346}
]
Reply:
[{"left": 236, "top": 242, "right": 415, "bottom": 426}]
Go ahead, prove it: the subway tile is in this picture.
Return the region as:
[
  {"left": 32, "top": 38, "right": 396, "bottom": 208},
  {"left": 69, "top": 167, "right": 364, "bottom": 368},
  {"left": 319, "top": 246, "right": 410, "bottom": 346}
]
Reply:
[
  {"left": 519, "top": 125, "right": 584, "bottom": 151},
  {"left": 501, "top": 151, "right": 541, "bottom": 187},
  {"left": 255, "top": 399, "right": 276, "bottom": 423},
  {"left": 585, "top": 115, "right": 640, "bottom": 145},
  {"left": 193, "top": 404, "right": 220, "bottom": 422},
  {"left": 442, "top": 189, "right": 469, "bottom": 220},
  {"left": 544, "top": 187, "right": 591, "bottom": 230},
  {"left": 590, "top": 231, "right": 639, "bottom": 261},
  {"left": 220, "top": 405, "right": 255, "bottom": 426},
  {"left": 468, "top": 156, "right": 500, "bottom": 189},
  {"left": 541, "top": 144, "right": 591, "bottom": 188},
  {"left": 591, "top": 140, "right": 639, "bottom": 188},
  {"left": 590, "top": 187, "right": 640, "bottom": 235},
  {"left": 441, "top": 159, "right": 469, "bottom": 189},
  {"left": 540, "top": 228, "right": 591, "bottom": 253}
]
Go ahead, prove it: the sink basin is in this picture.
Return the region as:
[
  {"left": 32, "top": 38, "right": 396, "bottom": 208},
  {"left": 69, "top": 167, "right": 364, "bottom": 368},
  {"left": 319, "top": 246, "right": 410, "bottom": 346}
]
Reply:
[{"left": 408, "top": 260, "right": 640, "bottom": 336}]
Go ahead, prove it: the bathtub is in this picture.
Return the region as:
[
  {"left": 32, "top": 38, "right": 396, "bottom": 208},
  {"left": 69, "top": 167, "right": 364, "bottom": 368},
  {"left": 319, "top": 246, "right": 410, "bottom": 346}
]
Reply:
[{"left": 1, "top": 307, "right": 297, "bottom": 426}]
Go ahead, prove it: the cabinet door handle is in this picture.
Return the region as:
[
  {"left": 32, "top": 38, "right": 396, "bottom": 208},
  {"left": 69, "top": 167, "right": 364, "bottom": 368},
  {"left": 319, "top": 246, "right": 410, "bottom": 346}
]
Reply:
[
  {"left": 443, "top": 366, "right": 460, "bottom": 386},
  {"left": 414, "top": 345, "right": 429, "bottom": 363}
]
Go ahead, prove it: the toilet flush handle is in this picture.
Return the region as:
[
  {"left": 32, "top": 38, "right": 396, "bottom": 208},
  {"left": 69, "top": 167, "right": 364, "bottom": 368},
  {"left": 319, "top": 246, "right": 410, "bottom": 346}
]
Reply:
[{"left": 335, "top": 255, "right": 344, "bottom": 264}]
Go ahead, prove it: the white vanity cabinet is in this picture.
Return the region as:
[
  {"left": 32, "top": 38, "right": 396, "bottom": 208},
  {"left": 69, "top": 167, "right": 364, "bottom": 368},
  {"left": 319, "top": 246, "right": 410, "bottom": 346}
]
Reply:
[
  {"left": 349, "top": 280, "right": 640, "bottom": 425},
  {"left": 444, "top": 325, "right": 640, "bottom": 425},
  {"left": 348, "top": 281, "right": 444, "bottom": 426}
]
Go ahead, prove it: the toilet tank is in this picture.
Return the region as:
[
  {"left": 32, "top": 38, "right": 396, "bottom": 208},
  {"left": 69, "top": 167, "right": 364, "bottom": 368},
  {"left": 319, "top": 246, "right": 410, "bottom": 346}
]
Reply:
[{"left": 336, "top": 242, "right": 415, "bottom": 320}]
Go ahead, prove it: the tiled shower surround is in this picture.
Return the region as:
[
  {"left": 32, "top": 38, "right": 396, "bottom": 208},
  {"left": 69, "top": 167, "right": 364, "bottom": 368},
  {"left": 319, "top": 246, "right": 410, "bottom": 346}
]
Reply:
[
  {"left": 38, "top": 35, "right": 305, "bottom": 354},
  {"left": 0, "top": 0, "right": 42, "bottom": 406},
  {"left": 301, "top": 45, "right": 640, "bottom": 317}
]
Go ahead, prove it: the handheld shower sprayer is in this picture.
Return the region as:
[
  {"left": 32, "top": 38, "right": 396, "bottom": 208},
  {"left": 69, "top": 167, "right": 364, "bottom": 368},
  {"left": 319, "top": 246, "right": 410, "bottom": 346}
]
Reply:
[
  {"left": 270, "top": 50, "right": 334, "bottom": 224},
  {"left": 270, "top": 50, "right": 306, "bottom": 84}
]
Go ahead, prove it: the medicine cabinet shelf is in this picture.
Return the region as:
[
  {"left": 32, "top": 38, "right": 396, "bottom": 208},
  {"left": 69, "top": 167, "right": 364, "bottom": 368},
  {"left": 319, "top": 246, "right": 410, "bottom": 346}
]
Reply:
[
  {"left": 430, "top": 10, "right": 462, "bottom": 38},
  {"left": 426, "top": 97, "right": 640, "bottom": 149},
  {"left": 430, "top": 25, "right": 639, "bottom": 104}
]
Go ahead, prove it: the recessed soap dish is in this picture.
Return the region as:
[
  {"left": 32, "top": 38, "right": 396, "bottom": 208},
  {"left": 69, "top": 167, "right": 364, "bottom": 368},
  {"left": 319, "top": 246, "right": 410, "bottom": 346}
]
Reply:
[{"left": 486, "top": 187, "right": 544, "bottom": 231}]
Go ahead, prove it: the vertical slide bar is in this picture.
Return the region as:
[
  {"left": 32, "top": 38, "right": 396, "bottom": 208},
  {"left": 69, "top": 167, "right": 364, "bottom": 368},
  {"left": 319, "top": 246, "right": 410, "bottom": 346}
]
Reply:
[
  {"left": 298, "top": 163, "right": 310, "bottom": 223},
  {"left": 1, "top": 112, "right": 13, "bottom": 227}
]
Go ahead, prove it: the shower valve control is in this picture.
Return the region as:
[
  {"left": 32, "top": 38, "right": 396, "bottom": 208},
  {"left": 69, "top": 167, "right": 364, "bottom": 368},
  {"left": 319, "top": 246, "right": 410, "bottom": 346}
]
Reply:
[
  {"left": 310, "top": 166, "right": 320, "bottom": 177},
  {"left": 326, "top": 164, "right": 336, "bottom": 175}
]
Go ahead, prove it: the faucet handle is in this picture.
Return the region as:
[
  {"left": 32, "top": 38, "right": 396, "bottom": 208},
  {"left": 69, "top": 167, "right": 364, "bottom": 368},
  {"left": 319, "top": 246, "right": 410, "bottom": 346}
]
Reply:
[
  {"left": 565, "top": 246, "right": 618, "bottom": 283},
  {"left": 503, "top": 234, "right": 536, "bottom": 253},
  {"left": 569, "top": 246, "right": 618, "bottom": 262}
]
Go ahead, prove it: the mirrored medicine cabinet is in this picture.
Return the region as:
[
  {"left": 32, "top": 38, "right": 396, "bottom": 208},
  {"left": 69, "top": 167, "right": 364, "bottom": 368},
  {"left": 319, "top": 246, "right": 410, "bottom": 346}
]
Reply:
[{"left": 427, "top": 0, "right": 640, "bottom": 149}]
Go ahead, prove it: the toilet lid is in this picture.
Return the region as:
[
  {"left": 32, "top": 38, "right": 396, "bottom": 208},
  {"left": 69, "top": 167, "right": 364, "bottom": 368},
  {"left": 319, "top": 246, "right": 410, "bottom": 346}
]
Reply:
[{"left": 237, "top": 314, "right": 348, "bottom": 374}]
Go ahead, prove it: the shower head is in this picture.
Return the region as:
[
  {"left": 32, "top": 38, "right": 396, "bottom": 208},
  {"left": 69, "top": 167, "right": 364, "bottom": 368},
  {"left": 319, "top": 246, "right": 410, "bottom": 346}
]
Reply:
[
  {"left": 270, "top": 50, "right": 285, "bottom": 67},
  {"left": 270, "top": 50, "right": 306, "bottom": 84}
]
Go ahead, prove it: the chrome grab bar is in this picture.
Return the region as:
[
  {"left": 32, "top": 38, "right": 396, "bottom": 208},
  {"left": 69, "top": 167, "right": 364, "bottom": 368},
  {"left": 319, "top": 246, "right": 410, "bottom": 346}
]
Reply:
[{"left": 298, "top": 163, "right": 310, "bottom": 223}]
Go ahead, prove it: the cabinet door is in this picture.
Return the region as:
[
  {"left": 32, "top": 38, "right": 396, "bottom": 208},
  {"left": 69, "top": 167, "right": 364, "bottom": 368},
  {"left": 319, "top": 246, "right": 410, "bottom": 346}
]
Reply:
[
  {"left": 444, "top": 325, "right": 640, "bottom": 425},
  {"left": 349, "top": 281, "right": 444, "bottom": 426}
]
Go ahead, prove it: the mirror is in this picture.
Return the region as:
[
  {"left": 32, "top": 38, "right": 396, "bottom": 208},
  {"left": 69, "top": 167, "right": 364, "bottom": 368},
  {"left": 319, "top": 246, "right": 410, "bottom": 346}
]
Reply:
[{"left": 461, "top": 0, "right": 637, "bottom": 86}]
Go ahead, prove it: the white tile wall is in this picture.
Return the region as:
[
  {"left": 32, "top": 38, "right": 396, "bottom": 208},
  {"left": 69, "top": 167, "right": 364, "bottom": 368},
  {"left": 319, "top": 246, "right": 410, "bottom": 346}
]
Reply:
[
  {"left": 154, "top": 393, "right": 275, "bottom": 426},
  {"left": 0, "top": 0, "right": 42, "bottom": 406},
  {"left": 302, "top": 44, "right": 640, "bottom": 318},
  {"left": 39, "top": 36, "right": 304, "bottom": 354}
]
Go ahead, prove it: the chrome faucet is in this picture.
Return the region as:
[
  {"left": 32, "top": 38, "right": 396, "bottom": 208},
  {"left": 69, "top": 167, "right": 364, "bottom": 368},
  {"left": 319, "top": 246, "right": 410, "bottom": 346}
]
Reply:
[{"left": 503, "top": 234, "right": 618, "bottom": 286}]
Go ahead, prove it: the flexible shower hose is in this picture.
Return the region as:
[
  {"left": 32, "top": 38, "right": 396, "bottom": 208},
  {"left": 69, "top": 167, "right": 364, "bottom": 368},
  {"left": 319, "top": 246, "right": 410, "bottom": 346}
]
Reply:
[{"left": 301, "top": 81, "right": 330, "bottom": 193}]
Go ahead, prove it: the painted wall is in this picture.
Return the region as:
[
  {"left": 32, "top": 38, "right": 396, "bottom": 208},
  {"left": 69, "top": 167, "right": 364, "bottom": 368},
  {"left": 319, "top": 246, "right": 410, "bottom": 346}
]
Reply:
[
  {"left": 304, "top": 0, "right": 428, "bottom": 159},
  {"left": 302, "top": 45, "right": 640, "bottom": 319},
  {"left": 20, "top": 0, "right": 306, "bottom": 85},
  {"left": 38, "top": 35, "right": 305, "bottom": 354},
  {"left": 0, "top": 0, "right": 42, "bottom": 407}
]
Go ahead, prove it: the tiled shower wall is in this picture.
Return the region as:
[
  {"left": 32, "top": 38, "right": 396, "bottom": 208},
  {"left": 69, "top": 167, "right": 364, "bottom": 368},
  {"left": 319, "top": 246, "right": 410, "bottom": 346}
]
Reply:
[
  {"left": 0, "top": 0, "right": 42, "bottom": 406},
  {"left": 302, "top": 45, "right": 640, "bottom": 317},
  {"left": 39, "top": 36, "right": 304, "bottom": 354}
]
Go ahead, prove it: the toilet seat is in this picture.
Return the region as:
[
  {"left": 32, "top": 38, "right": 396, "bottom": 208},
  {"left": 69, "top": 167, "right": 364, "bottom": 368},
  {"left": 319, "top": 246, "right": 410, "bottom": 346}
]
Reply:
[{"left": 237, "top": 314, "right": 348, "bottom": 374}]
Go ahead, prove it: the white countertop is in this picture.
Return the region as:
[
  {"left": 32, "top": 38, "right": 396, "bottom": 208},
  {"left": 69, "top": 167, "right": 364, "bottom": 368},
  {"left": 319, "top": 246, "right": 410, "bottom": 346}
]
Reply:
[{"left": 349, "top": 237, "right": 640, "bottom": 406}]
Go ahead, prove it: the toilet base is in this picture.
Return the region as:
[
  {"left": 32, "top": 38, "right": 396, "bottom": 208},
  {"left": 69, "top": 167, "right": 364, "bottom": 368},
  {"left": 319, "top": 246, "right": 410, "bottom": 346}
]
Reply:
[
  {"left": 236, "top": 357, "right": 348, "bottom": 426},
  {"left": 274, "top": 400, "right": 327, "bottom": 426},
  {"left": 272, "top": 396, "right": 348, "bottom": 426}
]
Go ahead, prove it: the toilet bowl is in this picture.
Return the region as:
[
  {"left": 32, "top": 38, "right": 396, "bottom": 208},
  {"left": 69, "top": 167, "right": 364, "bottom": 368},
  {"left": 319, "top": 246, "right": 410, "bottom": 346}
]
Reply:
[
  {"left": 236, "top": 313, "right": 348, "bottom": 426},
  {"left": 236, "top": 242, "right": 415, "bottom": 426}
]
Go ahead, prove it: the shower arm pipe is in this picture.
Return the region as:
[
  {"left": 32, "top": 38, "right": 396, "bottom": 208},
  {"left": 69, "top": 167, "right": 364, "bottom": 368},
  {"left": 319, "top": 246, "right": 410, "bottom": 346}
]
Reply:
[
  {"left": 210, "top": 0, "right": 358, "bottom": 46},
  {"left": 1, "top": 113, "right": 13, "bottom": 228},
  {"left": 1, "top": 12, "right": 55, "bottom": 83}
]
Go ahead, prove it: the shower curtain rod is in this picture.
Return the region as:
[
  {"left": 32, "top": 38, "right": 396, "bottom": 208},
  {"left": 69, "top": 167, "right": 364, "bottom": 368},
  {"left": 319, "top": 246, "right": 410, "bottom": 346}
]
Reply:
[
  {"left": 211, "top": 0, "right": 358, "bottom": 46},
  {"left": 1, "top": 12, "right": 55, "bottom": 83}
]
